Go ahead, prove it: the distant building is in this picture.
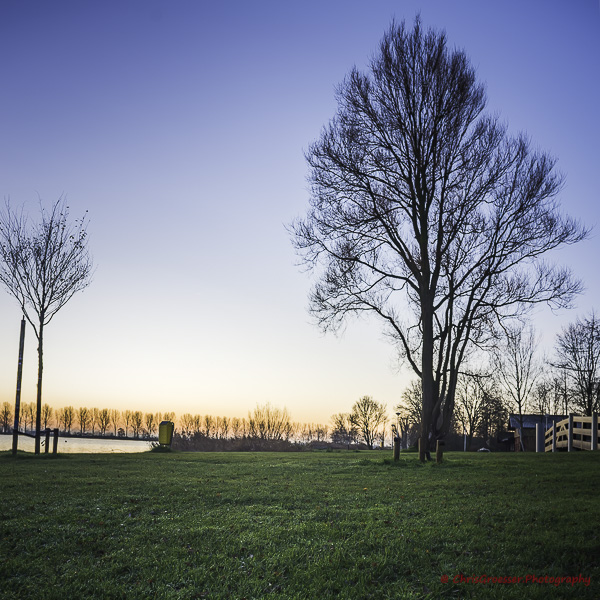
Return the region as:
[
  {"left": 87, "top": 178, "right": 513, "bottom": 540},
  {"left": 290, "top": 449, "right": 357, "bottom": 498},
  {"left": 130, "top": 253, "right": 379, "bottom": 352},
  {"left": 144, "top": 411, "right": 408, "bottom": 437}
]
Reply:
[{"left": 508, "top": 414, "right": 567, "bottom": 451}]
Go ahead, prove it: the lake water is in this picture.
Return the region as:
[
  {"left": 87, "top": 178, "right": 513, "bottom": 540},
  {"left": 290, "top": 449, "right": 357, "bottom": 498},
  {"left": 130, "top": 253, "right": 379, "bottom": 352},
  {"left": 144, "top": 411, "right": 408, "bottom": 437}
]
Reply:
[{"left": 0, "top": 433, "right": 152, "bottom": 454}]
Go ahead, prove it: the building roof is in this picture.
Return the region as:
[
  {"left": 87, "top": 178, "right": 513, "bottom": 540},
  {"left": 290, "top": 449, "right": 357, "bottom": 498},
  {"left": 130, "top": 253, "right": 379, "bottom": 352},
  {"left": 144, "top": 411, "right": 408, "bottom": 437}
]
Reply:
[{"left": 508, "top": 414, "right": 567, "bottom": 430}]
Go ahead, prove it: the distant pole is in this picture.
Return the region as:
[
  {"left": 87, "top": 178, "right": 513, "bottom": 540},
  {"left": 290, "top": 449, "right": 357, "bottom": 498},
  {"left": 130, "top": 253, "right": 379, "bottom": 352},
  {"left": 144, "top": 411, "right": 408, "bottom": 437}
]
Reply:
[{"left": 12, "top": 318, "right": 26, "bottom": 456}]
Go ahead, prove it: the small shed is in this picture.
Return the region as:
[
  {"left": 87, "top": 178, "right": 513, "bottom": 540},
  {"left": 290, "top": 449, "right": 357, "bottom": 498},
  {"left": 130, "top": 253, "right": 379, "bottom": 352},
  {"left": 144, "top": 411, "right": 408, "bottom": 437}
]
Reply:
[{"left": 508, "top": 415, "right": 567, "bottom": 452}]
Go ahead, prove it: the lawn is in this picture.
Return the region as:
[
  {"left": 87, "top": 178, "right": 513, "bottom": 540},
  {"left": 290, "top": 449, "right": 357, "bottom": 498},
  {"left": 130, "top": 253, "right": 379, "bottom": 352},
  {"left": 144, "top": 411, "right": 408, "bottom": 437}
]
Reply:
[{"left": 0, "top": 450, "right": 598, "bottom": 599}]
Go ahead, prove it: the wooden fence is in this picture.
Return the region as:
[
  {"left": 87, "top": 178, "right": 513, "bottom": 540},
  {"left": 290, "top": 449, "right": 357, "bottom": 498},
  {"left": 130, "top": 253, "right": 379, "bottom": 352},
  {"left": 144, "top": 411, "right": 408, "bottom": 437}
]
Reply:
[{"left": 544, "top": 414, "right": 599, "bottom": 452}]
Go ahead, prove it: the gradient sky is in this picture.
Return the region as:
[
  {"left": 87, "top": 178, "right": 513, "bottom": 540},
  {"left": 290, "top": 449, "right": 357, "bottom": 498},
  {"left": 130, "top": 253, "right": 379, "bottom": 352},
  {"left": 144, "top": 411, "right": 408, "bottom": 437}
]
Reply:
[{"left": 1, "top": 0, "right": 599, "bottom": 425}]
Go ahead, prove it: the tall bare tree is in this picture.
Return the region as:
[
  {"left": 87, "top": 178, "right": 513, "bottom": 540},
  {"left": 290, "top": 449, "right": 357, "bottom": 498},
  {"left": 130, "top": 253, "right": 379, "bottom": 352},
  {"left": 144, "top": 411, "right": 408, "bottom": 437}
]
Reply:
[
  {"left": 0, "top": 198, "right": 93, "bottom": 453},
  {"left": 290, "top": 19, "right": 586, "bottom": 460},
  {"left": 553, "top": 311, "right": 600, "bottom": 416}
]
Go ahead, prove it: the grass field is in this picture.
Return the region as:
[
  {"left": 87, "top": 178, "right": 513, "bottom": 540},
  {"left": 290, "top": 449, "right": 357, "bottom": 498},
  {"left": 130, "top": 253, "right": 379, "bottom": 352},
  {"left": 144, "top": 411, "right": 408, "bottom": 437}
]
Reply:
[{"left": 1, "top": 450, "right": 598, "bottom": 599}]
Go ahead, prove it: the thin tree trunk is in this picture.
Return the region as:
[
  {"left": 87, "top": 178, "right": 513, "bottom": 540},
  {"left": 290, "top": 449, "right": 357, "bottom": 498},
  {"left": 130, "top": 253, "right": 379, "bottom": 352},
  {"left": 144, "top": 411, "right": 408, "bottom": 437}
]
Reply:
[{"left": 34, "top": 321, "right": 44, "bottom": 454}]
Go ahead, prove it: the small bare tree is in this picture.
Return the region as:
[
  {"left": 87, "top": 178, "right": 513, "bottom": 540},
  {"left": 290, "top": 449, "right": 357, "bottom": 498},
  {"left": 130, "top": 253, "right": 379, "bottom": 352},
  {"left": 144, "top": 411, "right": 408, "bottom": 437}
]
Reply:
[
  {"left": 248, "top": 403, "right": 292, "bottom": 441},
  {"left": 97, "top": 408, "right": 111, "bottom": 435},
  {"left": 123, "top": 410, "right": 133, "bottom": 437},
  {"left": 494, "top": 325, "right": 540, "bottom": 450},
  {"left": 41, "top": 403, "right": 53, "bottom": 430},
  {"left": 145, "top": 412, "right": 157, "bottom": 437},
  {"left": 553, "top": 311, "right": 600, "bottom": 416},
  {"left": 109, "top": 409, "right": 121, "bottom": 436},
  {"left": 454, "top": 372, "right": 498, "bottom": 450},
  {"left": 131, "top": 411, "right": 144, "bottom": 438},
  {"left": 0, "top": 198, "right": 93, "bottom": 453},
  {"left": 77, "top": 406, "right": 91, "bottom": 434},
  {"left": 330, "top": 413, "right": 357, "bottom": 448},
  {"left": 350, "top": 396, "right": 387, "bottom": 450},
  {"left": 1, "top": 402, "right": 12, "bottom": 432}
]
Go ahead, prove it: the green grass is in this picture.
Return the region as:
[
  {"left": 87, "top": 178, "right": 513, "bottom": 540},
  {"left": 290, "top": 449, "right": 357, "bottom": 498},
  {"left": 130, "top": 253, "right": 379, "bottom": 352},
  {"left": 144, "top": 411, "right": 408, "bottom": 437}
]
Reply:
[{"left": 1, "top": 450, "right": 598, "bottom": 599}]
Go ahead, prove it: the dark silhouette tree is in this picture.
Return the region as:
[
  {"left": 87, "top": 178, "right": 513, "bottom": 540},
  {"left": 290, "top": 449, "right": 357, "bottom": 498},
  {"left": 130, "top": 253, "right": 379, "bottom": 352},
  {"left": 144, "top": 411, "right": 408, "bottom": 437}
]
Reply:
[
  {"left": 0, "top": 198, "right": 93, "bottom": 453},
  {"left": 290, "top": 19, "right": 586, "bottom": 460},
  {"left": 330, "top": 412, "right": 358, "bottom": 448}
]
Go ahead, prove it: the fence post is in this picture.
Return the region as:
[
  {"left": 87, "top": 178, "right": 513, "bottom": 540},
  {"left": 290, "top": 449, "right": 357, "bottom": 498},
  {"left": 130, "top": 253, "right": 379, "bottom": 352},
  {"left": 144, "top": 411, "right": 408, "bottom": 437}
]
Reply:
[
  {"left": 393, "top": 437, "right": 400, "bottom": 461},
  {"left": 436, "top": 440, "right": 444, "bottom": 464},
  {"left": 535, "top": 423, "right": 544, "bottom": 452},
  {"left": 44, "top": 428, "right": 50, "bottom": 453},
  {"left": 52, "top": 428, "right": 59, "bottom": 454},
  {"left": 592, "top": 412, "right": 598, "bottom": 451},
  {"left": 552, "top": 423, "right": 556, "bottom": 452},
  {"left": 568, "top": 414, "right": 573, "bottom": 452}
]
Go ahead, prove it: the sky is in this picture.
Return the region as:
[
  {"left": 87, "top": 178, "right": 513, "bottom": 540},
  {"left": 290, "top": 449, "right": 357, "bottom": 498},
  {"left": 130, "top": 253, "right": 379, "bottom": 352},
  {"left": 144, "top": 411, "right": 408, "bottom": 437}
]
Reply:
[{"left": 1, "top": 0, "right": 599, "bottom": 426}]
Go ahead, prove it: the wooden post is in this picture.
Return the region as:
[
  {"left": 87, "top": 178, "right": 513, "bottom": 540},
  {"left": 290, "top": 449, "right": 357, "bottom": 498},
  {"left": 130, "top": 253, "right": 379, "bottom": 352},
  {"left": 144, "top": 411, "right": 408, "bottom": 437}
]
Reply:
[
  {"left": 12, "top": 318, "right": 26, "bottom": 457},
  {"left": 52, "top": 428, "right": 59, "bottom": 454},
  {"left": 552, "top": 423, "right": 556, "bottom": 453},
  {"left": 436, "top": 440, "right": 444, "bottom": 464},
  {"left": 567, "top": 414, "right": 573, "bottom": 452},
  {"left": 592, "top": 412, "right": 598, "bottom": 451},
  {"left": 393, "top": 437, "right": 400, "bottom": 461},
  {"left": 44, "top": 428, "right": 50, "bottom": 453},
  {"left": 418, "top": 438, "right": 424, "bottom": 462},
  {"left": 535, "top": 423, "right": 544, "bottom": 452}
]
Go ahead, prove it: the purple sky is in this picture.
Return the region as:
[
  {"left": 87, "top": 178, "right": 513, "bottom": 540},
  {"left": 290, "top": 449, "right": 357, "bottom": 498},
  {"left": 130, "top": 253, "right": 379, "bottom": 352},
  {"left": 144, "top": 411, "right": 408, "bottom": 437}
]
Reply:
[{"left": 1, "top": 0, "right": 598, "bottom": 424}]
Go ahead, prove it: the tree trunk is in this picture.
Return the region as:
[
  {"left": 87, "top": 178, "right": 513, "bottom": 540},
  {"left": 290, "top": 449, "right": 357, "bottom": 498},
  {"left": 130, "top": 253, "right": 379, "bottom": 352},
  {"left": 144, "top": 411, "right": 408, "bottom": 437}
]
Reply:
[
  {"left": 34, "top": 320, "right": 44, "bottom": 455},
  {"left": 420, "top": 299, "right": 435, "bottom": 462}
]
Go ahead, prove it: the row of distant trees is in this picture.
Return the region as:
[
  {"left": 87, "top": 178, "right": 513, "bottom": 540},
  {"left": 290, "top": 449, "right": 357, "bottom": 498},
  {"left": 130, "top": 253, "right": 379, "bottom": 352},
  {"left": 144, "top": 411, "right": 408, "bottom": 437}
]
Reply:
[
  {"left": 0, "top": 403, "right": 175, "bottom": 439},
  {"left": 0, "top": 401, "right": 330, "bottom": 444}
]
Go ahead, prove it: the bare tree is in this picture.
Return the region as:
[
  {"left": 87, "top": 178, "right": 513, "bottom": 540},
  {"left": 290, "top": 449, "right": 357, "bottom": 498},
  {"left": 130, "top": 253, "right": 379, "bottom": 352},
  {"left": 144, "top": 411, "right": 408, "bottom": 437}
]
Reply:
[
  {"left": 77, "top": 406, "right": 91, "bottom": 435},
  {"left": 330, "top": 412, "right": 357, "bottom": 448},
  {"left": 349, "top": 396, "right": 387, "bottom": 450},
  {"left": 145, "top": 412, "right": 157, "bottom": 437},
  {"left": 290, "top": 19, "right": 586, "bottom": 460},
  {"left": 248, "top": 403, "right": 292, "bottom": 441},
  {"left": 89, "top": 408, "right": 99, "bottom": 434},
  {"left": 395, "top": 381, "right": 423, "bottom": 448},
  {"left": 454, "top": 372, "right": 498, "bottom": 450},
  {"left": 163, "top": 411, "right": 176, "bottom": 424},
  {"left": 109, "top": 409, "right": 121, "bottom": 436},
  {"left": 58, "top": 405, "right": 75, "bottom": 433},
  {"left": 203, "top": 414, "right": 215, "bottom": 438},
  {"left": 553, "top": 311, "right": 600, "bottom": 416},
  {"left": 131, "top": 411, "right": 143, "bottom": 438},
  {"left": 495, "top": 325, "right": 540, "bottom": 450},
  {"left": 0, "top": 198, "right": 93, "bottom": 453},
  {"left": 41, "top": 403, "right": 53, "bottom": 430},
  {"left": 22, "top": 402, "right": 35, "bottom": 433},
  {"left": 123, "top": 410, "right": 133, "bottom": 437},
  {"left": 97, "top": 408, "right": 110, "bottom": 435},
  {"left": 1, "top": 402, "right": 13, "bottom": 433},
  {"left": 230, "top": 417, "right": 246, "bottom": 439},
  {"left": 531, "top": 378, "right": 553, "bottom": 416}
]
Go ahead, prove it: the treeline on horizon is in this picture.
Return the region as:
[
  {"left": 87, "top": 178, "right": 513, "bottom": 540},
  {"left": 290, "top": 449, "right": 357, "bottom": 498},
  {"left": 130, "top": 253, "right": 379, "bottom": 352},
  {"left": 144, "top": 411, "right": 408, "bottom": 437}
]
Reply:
[{"left": 0, "top": 401, "right": 332, "bottom": 446}]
